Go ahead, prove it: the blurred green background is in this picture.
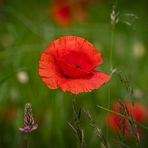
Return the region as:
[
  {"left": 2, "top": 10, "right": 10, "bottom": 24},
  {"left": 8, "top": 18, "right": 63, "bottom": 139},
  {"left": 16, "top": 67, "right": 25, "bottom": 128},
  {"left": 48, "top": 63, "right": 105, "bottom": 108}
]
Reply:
[{"left": 0, "top": 0, "right": 148, "bottom": 147}]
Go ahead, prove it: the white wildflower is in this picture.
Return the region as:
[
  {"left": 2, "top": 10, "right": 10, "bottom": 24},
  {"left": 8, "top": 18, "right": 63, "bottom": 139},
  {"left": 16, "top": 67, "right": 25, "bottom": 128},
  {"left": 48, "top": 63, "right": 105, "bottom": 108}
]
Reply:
[
  {"left": 16, "top": 71, "right": 29, "bottom": 84},
  {"left": 133, "top": 41, "right": 145, "bottom": 59}
]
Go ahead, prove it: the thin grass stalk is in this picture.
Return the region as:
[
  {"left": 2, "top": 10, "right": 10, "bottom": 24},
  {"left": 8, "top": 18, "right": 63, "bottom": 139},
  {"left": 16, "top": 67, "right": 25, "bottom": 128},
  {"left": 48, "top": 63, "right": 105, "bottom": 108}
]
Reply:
[{"left": 83, "top": 108, "right": 108, "bottom": 148}]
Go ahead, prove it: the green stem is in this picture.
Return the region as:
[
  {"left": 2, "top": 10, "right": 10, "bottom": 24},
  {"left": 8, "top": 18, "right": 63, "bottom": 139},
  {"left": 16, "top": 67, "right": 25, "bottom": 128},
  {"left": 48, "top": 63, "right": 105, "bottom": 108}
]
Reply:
[
  {"left": 110, "top": 26, "right": 115, "bottom": 72},
  {"left": 106, "top": 5, "right": 115, "bottom": 145},
  {"left": 27, "top": 134, "right": 30, "bottom": 148}
]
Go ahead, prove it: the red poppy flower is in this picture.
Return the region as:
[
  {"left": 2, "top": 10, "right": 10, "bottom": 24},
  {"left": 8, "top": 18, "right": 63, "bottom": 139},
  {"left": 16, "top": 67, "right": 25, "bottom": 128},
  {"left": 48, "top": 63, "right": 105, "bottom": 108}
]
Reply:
[
  {"left": 39, "top": 36, "right": 110, "bottom": 94},
  {"left": 106, "top": 101, "right": 148, "bottom": 137}
]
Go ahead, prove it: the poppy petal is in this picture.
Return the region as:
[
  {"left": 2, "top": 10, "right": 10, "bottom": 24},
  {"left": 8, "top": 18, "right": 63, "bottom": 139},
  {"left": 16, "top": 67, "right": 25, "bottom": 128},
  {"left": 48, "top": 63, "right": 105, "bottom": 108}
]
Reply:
[
  {"left": 46, "top": 36, "right": 103, "bottom": 70},
  {"left": 39, "top": 53, "right": 64, "bottom": 89},
  {"left": 60, "top": 71, "right": 110, "bottom": 94}
]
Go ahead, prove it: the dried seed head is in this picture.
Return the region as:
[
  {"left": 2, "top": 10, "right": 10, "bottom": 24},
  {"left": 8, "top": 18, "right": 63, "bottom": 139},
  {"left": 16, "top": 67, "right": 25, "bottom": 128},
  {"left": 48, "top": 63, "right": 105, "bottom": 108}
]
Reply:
[{"left": 111, "top": 5, "right": 119, "bottom": 26}]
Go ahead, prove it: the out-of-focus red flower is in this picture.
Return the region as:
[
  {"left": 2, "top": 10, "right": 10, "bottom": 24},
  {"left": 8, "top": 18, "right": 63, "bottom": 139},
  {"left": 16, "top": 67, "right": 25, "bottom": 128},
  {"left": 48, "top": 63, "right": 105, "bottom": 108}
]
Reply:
[
  {"left": 39, "top": 36, "right": 110, "bottom": 94},
  {"left": 50, "top": 0, "right": 95, "bottom": 27},
  {"left": 0, "top": 104, "right": 17, "bottom": 123},
  {"left": 106, "top": 101, "right": 148, "bottom": 137},
  {"left": 51, "top": 0, "right": 72, "bottom": 27}
]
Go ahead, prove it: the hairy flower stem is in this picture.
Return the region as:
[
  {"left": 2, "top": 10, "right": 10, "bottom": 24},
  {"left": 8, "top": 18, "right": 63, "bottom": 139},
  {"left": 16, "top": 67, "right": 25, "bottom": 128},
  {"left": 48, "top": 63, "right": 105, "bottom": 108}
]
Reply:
[
  {"left": 22, "top": 134, "right": 30, "bottom": 148},
  {"left": 107, "top": 2, "right": 119, "bottom": 142},
  {"left": 109, "top": 3, "right": 119, "bottom": 108},
  {"left": 110, "top": 27, "right": 115, "bottom": 72},
  {"left": 69, "top": 95, "right": 85, "bottom": 148},
  {"left": 27, "top": 134, "right": 30, "bottom": 148}
]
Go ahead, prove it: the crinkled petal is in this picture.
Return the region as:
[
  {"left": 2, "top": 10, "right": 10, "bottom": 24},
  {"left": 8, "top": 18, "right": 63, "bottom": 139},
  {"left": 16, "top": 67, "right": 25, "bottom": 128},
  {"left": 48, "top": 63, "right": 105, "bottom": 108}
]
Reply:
[
  {"left": 56, "top": 57, "right": 90, "bottom": 78},
  {"left": 45, "top": 36, "right": 103, "bottom": 70},
  {"left": 39, "top": 53, "right": 64, "bottom": 89},
  {"left": 60, "top": 71, "right": 110, "bottom": 94}
]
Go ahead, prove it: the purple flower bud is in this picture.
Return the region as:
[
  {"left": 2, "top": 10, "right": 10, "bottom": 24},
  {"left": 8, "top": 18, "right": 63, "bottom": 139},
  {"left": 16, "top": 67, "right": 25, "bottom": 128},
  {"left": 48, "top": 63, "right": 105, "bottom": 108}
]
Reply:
[{"left": 19, "top": 103, "right": 38, "bottom": 133}]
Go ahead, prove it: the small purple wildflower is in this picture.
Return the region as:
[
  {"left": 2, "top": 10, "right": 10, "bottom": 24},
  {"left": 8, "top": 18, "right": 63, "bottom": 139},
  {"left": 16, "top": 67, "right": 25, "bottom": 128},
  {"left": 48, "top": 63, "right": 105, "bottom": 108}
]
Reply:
[{"left": 19, "top": 103, "right": 38, "bottom": 133}]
